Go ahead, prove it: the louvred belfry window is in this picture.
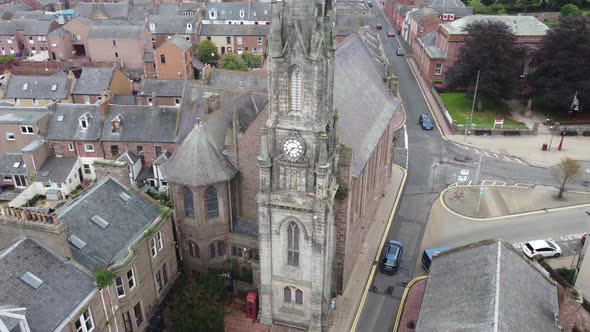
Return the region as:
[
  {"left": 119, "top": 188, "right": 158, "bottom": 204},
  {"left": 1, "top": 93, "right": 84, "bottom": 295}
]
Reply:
[{"left": 290, "top": 68, "right": 302, "bottom": 112}]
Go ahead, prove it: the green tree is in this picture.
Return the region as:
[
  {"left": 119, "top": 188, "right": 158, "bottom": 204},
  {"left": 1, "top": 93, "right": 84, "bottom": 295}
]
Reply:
[
  {"left": 561, "top": 4, "right": 583, "bottom": 16},
  {"left": 240, "top": 51, "right": 262, "bottom": 68},
  {"left": 445, "top": 19, "right": 527, "bottom": 103},
  {"left": 169, "top": 275, "right": 225, "bottom": 332},
  {"left": 530, "top": 16, "right": 590, "bottom": 115},
  {"left": 195, "top": 40, "right": 219, "bottom": 64},
  {"left": 551, "top": 157, "right": 582, "bottom": 199},
  {"left": 220, "top": 53, "right": 248, "bottom": 71},
  {"left": 480, "top": 0, "right": 495, "bottom": 7}
]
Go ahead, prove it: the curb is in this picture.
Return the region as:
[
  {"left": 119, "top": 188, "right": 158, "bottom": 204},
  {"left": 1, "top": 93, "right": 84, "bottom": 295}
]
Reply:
[
  {"left": 439, "top": 185, "right": 590, "bottom": 221},
  {"left": 351, "top": 164, "right": 408, "bottom": 332},
  {"left": 392, "top": 275, "right": 428, "bottom": 332}
]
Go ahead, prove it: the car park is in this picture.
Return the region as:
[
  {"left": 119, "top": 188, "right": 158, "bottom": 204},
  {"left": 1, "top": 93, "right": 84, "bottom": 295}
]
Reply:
[
  {"left": 381, "top": 240, "right": 403, "bottom": 275},
  {"left": 419, "top": 113, "right": 434, "bottom": 130},
  {"left": 522, "top": 240, "right": 562, "bottom": 259}
]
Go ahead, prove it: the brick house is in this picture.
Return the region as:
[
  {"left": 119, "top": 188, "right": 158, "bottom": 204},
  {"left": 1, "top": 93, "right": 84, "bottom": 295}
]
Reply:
[
  {"left": 47, "top": 16, "right": 93, "bottom": 60},
  {"left": 0, "top": 176, "right": 179, "bottom": 332},
  {"left": 153, "top": 35, "right": 194, "bottom": 80},
  {"left": 402, "top": 7, "right": 440, "bottom": 49},
  {"left": 413, "top": 15, "right": 549, "bottom": 83},
  {"left": 199, "top": 24, "right": 269, "bottom": 56},
  {"left": 71, "top": 67, "right": 132, "bottom": 104},
  {"left": 428, "top": 0, "right": 473, "bottom": 23},
  {"left": 147, "top": 15, "right": 198, "bottom": 49},
  {"left": 2, "top": 71, "right": 75, "bottom": 106},
  {"left": 137, "top": 79, "right": 184, "bottom": 106},
  {"left": 87, "top": 23, "right": 153, "bottom": 69},
  {"left": 203, "top": 2, "right": 271, "bottom": 25}
]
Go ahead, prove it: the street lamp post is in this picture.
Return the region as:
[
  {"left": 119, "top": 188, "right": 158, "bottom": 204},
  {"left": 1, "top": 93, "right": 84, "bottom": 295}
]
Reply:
[
  {"left": 558, "top": 91, "right": 579, "bottom": 151},
  {"left": 474, "top": 153, "right": 483, "bottom": 215},
  {"left": 464, "top": 70, "right": 481, "bottom": 141}
]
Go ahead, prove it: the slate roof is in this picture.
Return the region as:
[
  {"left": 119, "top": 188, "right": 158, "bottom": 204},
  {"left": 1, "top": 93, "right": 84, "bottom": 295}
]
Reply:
[
  {"left": 0, "top": 21, "right": 17, "bottom": 36},
  {"left": 148, "top": 15, "right": 197, "bottom": 34},
  {"left": 0, "top": 109, "right": 47, "bottom": 124},
  {"left": 0, "top": 3, "right": 32, "bottom": 16},
  {"left": 200, "top": 24, "right": 270, "bottom": 36},
  {"left": 0, "top": 153, "right": 27, "bottom": 175},
  {"left": 441, "top": 15, "right": 549, "bottom": 36},
  {"left": 138, "top": 79, "right": 185, "bottom": 97},
  {"left": 166, "top": 34, "right": 192, "bottom": 52},
  {"left": 0, "top": 238, "right": 96, "bottom": 332},
  {"left": 162, "top": 124, "right": 237, "bottom": 187},
  {"left": 16, "top": 19, "right": 55, "bottom": 36},
  {"left": 429, "top": 0, "right": 467, "bottom": 7},
  {"left": 409, "top": 7, "right": 438, "bottom": 23},
  {"left": 143, "top": 52, "right": 155, "bottom": 63},
  {"left": 429, "top": 5, "right": 473, "bottom": 18},
  {"left": 116, "top": 150, "right": 140, "bottom": 165},
  {"left": 35, "top": 157, "right": 78, "bottom": 183},
  {"left": 112, "top": 95, "right": 136, "bottom": 105},
  {"left": 335, "top": 13, "right": 376, "bottom": 36},
  {"left": 57, "top": 177, "right": 161, "bottom": 272},
  {"left": 5, "top": 74, "right": 71, "bottom": 100},
  {"left": 334, "top": 30, "right": 402, "bottom": 177},
  {"left": 153, "top": 151, "right": 170, "bottom": 166},
  {"left": 100, "top": 105, "right": 179, "bottom": 143},
  {"left": 88, "top": 24, "right": 145, "bottom": 39},
  {"left": 46, "top": 104, "right": 102, "bottom": 141},
  {"left": 208, "top": 69, "right": 268, "bottom": 95},
  {"left": 420, "top": 30, "right": 446, "bottom": 59},
  {"left": 72, "top": 67, "right": 116, "bottom": 95},
  {"left": 74, "top": 3, "right": 130, "bottom": 20},
  {"left": 205, "top": 2, "right": 271, "bottom": 21},
  {"left": 416, "top": 240, "right": 560, "bottom": 332}
]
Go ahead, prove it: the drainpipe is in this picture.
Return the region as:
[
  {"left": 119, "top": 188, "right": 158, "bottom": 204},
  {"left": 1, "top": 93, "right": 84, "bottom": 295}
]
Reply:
[
  {"left": 99, "top": 289, "right": 113, "bottom": 332},
  {"left": 228, "top": 180, "right": 233, "bottom": 233}
]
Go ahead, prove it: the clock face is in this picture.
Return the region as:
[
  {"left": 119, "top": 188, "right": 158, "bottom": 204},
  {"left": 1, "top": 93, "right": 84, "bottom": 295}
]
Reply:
[{"left": 282, "top": 138, "right": 304, "bottom": 161}]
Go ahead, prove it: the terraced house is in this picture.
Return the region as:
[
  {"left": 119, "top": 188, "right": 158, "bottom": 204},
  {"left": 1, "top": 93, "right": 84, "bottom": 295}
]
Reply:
[{"left": 2, "top": 71, "right": 75, "bottom": 106}]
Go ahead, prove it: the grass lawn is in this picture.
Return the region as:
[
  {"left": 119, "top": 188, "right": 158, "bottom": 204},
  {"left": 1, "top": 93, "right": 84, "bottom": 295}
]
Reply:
[
  {"left": 440, "top": 92, "right": 524, "bottom": 128},
  {"left": 0, "top": 55, "right": 15, "bottom": 64}
]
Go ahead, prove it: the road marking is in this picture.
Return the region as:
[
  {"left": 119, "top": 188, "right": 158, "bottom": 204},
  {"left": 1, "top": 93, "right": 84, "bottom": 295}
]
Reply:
[
  {"left": 493, "top": 153, "right": 500, "bottom": 158},
  {"left": 482, "top": 151, "right": 491, "bottom": 157},
  {"left": 473, "top": 148, "right": 480, "bottom": 154},
  {"left": 503, "top": 156, "right": 511, "bottom": 161},
  {"left": 404, "top": 124, "right": 408, "bottom": 150}
]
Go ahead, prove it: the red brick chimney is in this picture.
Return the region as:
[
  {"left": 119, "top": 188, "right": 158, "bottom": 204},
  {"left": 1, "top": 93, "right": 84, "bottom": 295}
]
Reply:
[{"left": 98, "top": 90, "right": 113, "bottom": 118}]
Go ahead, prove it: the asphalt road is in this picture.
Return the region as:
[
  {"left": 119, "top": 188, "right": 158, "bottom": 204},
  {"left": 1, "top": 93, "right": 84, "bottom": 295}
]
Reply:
[{"left": 354, "top": 5, "right": 590, "bottom": 332}]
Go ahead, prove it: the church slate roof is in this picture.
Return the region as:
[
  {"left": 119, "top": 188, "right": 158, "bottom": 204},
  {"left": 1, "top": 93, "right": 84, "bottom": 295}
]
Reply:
[
  {"left": 0, "top": 237, "right": 96, "bottom": 332},
  {"left": 162, "top": 124, "right": 237, "bottom": 187},
  {"left": 416, "top": 240, "right": 560, "bottom": 332},
  {"left": 57, "top": 177, "right": 160, "bottom": 271},
  {"left": 334, "top": 31, "right": 402, "bottom": 177}
]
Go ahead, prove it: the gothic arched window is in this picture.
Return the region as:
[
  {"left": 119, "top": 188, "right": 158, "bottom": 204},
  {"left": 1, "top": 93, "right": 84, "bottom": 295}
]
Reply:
[
  {"left": 295, "top": 289, "right": 303, "bottom": 304},
  {"left": 188, "top": 241, "right": 199, "bottom": 259},
  {"left": 209, "top": 240, "right": 224, "bottom": 259},
  {"left": 290, "top": 68, "right": 302, "bottom": 112},
  {"left": 287, "top": 223, "right": 299, "bottom": 266},
  {"left": 284, "top": 287, "right": 291, "bottom": 303},
  {"left": 183, "top": 186, "right": 194, "bottom": 217},
  {"left": 205, "top": 186, "right": 219, "bottom": 219}
]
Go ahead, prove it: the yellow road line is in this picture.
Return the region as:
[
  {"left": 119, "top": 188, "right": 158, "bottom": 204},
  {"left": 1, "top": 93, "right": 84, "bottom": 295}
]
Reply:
[
  {"left": 405, "top": 58, "right": 448, "bottom": 141},
  {"left": 392, "top": 275, "right": 428, "bottom": 332},
  {"left": 351, "top": 164, "right": 408, "bottom": 332}
]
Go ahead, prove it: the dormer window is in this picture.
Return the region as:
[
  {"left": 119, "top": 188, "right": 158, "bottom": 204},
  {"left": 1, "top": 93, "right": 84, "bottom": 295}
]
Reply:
[
  {"left": 112, "top": 114, "right": 123, "bottom": 132},
  {"left": 239, "top": 9, "right": 245, "bottom": 18},
  {"left": 149, "top": 23, "right": 155, "bottom": 31},
  {"left": 51, "top": 84, "right": 57, "bottom": 91},
  {"left": 22, "top": 83, "right": 28, "bottom": 90},
  {"left": 209, "top": 9, "right": 217, "bottom": 19},
  {"left": 79, "top": 113, "right": 91, "bottom": 129},
  {"left": 186, "top": 23, "right": 193, "bottom": 30}
]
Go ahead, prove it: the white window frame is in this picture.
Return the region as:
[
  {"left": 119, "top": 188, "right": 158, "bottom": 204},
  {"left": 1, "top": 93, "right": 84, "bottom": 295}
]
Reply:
[
  {"left": 115, "top": 276, "right": 126, "bottom": 298},
  {"left": 237, "top": 37, "right": 243, "bottom": 45},
  {"left": 75, "top": 308, "right": 95, "bottom": 332},
  {"left": 435, "top": 63, "right": 443, "bottom": 76},
  {"left": 68, "top": 143, "right": 74, "bottom": 151},
  {"left": 5, "top": 132, "right": 15, "bottom": 141},
  {"left": 127, "top": 268, "right": 136, "bottom": 290},
  {"left": 157, "top": 231, "right": 163, "bottom": 251},
  {"left": 84, "top": 144, "right": 94, "bottom": 152},
  {"left": 257, "top": 37, "right": 262, "bottom": 46},
  {"left": 83, "top": 95, "right": 90, "bottom": 104},
  {"left": 155, "top": 270, "right": 162, "bottom": 292},
  {"left": 150, "top": 237, "right": 157, "bottom": 257},
  {"left": 20, "top": 125, "right": 34, "bottom": 134}
]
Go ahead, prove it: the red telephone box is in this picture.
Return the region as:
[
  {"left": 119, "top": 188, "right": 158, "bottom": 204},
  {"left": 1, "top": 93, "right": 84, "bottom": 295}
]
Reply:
[{"left": 246, "top": 291, "right": 258, "bottom": 321}]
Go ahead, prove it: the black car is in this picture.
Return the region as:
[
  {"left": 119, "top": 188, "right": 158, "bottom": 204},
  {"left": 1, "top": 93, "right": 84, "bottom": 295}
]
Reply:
[
  {"left": 376, "top": 24, "right": 383, "bottom": 30},
  {"left": 381, "top": 240, "right": 403, "bottom": 275},
  {"left": 419, "top": 113, "right": 434, "bottom": 130},
  {"left": 396, "top": 47, "right": 404, "bottom": 56}
]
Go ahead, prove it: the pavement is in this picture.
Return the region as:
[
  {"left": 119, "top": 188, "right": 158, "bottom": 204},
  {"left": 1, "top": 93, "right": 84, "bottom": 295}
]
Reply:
[
  {"left": 328, "top": 165, "right": 406, "bottom": 332},
  {"left": 443, "top": 185, "right": 590, "bottom": 218}
]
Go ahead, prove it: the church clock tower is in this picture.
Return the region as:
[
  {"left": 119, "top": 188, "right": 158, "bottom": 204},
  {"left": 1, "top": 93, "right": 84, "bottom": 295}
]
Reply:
[{"left": 257, "top": 0, "right": 337, "bottom": 330}]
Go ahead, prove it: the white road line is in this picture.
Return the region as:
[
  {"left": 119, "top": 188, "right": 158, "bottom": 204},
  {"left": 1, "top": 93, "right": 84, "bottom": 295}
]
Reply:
[
  {"left": 482, "top": 151, "right": 491, "bottom": 157},
  {"left": 514, "top": 158, "right": 525, "bottom": 164},
  {"left": 493, "top": 153, "right": 500, "bottom": 158},
  {"left": 503, "top": 156, "right": 511, "bottom": 161},
  {"left": 502, "top": 183, "right": 507, "bottom": 186},
  {"left": 468, "top": 180, "right": 472, "bottom": 185},
  {"left": 473, "top": 148, "right": 480, "bottom": 154},
  {"left": 404, "top": 124, "right": 408, "bottom": 150}
]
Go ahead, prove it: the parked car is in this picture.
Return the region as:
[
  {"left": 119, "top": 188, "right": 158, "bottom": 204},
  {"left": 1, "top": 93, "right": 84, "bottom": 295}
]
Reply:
[
  {"left": 367, "top": 1, "right": 373, "bottom": 7},
  {"left": 381, "top": 240, "right": 403, "bottom": 275},
  {"left": 582, "top": 233, "right": 587, "bottom": 244},
  {"left": 375, "top": 23, "right": 383, "bottom": 30},
  {"left": 387, "top": 29, "right": 395, "bottom": 37},
  {"left": 419, "top": 113, "right": 434, "bottom": 130},
  {"left": 522, "top": 240, "right": 562, "bottom": 259},
  {"left": 396, "top": 47, "right": 404, "bottom": 56}
]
